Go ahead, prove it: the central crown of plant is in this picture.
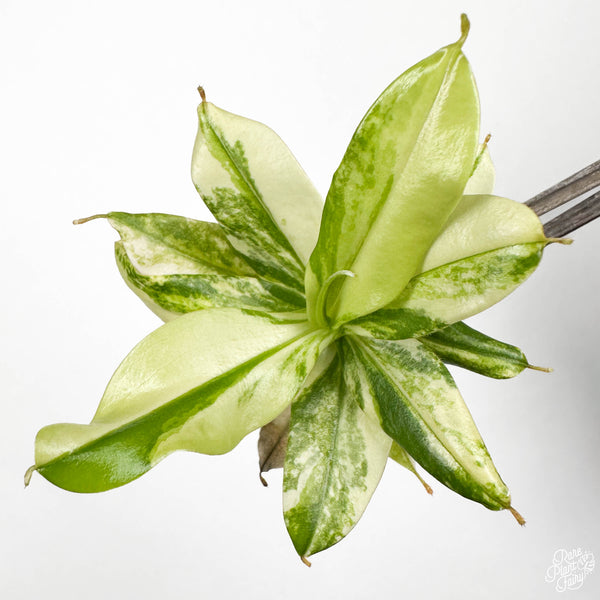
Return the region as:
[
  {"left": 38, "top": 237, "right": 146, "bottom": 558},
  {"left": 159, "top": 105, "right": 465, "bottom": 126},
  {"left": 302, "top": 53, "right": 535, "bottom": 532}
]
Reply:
[{"left": 29, "top": 15, "right": 560, "bottom": 564}]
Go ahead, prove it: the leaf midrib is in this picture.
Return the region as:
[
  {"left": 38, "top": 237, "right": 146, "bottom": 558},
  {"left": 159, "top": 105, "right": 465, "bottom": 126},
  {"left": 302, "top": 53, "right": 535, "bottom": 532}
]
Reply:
[
  {"left": 352, "top": 335, "right": 478, "bottom": 485},
  {"left": 38, "top": 327, "right": 319, "bottom": 470},
  {"left": 118, "top": 246, "right": 305, "bottom": 312},
  {"left": 331, "top": 45, "right": 461, "bottom": 309},
  {"left": 112, "top": 215, "right": 259, "bottom": 279},
  {"left": 204, "top": 110, "right": 305, "bottom": 275},
  {"left": 302, "top": 351, "right": 345, "bottom": 556}
]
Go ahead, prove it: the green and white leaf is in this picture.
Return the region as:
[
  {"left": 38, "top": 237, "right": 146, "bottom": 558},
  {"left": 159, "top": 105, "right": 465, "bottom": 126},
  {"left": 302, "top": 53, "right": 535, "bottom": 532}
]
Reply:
[
  {"left": 306, "top": 15, "right": 479, "bottom": 326},
  {"left": 342, "top": 340, "right": 431, "bottom": 494},
  {"left": 347, "top": 242, "right": 545, "bottom": 340},
  {"left": 345, "top": 336, "right": 510, "bottom": 510},
  {"left": 421, "top": 194, "right": 546, "bottom": 273},
  {"left": 283, "top": 347, "right": 391, "bottom": 559},
  {"left": 104, "top": 212, "right": 304, "bottom": 319},
  {"left": 115, "top": 243, "right": 304, "bottom": 321},
  {"left": 106, "top": 212, "right": 257, "bottom": 277},
  {"left": 191, "top": 101, "right": 323, "bottom": 290},
  {"left": 34, "top": 309, "right": 332, "bottom": 493},
  {"left": 420, "top": 321, "right": 529, "bottom": 379}
]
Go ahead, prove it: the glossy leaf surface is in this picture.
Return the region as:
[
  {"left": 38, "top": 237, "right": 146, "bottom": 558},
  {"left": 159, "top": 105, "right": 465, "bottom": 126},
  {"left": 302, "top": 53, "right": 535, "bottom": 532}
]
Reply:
[
  {"left": 347, "top": 242, "right": 545, "bottom": 340},
  {"left": 420, "top": 321, "right": 529, "bottom": 379},
  {"left": 421, "top": 194, "right": 546, "bottom": 273},
  {"left": 115, "top": 244, "right": 304, "bottom": 320},
  {"left": 344, "top": 336, "right": 510, "bottom": 510},
  {"left": 283, "top": 348, "right": 391, "bottom": 558},
  {"left": 107, "top": 212, "right": 304, "bottom": 319},
  {"left": 29, "top": 16, "right": 558, "bottom": 562},
  {"left": 306, "top": 15, "right": 479, "bottom": 326},
  {"left": 107, "top": 212, "right": 255, "bottom": 276},
  {"left": 192, "top": 101, "right": 323, "bottom": 290},
  {"left": 34, "top": 309, "right": 330, "bottom": 492}
]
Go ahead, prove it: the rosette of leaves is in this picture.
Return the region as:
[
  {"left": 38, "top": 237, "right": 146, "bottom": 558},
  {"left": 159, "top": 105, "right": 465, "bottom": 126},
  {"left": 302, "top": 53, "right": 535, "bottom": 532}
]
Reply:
[{"left": 29, "top": 15, "right": 561, "bottom": 563}]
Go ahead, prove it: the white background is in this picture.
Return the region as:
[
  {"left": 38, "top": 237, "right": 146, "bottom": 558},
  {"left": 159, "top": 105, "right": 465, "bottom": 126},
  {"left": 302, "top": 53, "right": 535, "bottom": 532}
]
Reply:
[{"left": 1, "top": 0, "right": 599, "bottom": 598}]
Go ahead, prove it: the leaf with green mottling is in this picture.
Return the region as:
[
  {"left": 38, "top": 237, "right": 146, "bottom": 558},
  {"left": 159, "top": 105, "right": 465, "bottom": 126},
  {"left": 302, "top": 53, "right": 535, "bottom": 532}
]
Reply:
[
  {"left": 191, "top": 100, "right": 323, "bottom": 290},
  {"left": 283, "top": 347, "right": 391, "bottom": 560},
  {"left": 421, "top": 194, "right": 546, "bottom": 273},
  {"left": 106, "top": 211, "right": 256, "bottom": 276},
  {"left": 344, "top": 335, "right": 511, "bottom": 510},
  {"left": 340, "top": 343, "right": 433, "bottom": 495},
  {"left": 33, "top": 309, "right": 331, "bottom": 492},
  {"left": 420, "top": 321, "right": 530, "bottom": 379},
  {"left": 306, "top": 15, "right": 480, "bottom": 326},
  {"left": 346, "top": 242, "right": 546, "bottom": 340},
  {"left": 102, "top": 212, "right": 305, "bottom": 320},
  {"left": 29, "top": 15, "right": 559, "bottom": 561},
  {"left": 115, "top": 242, "right": 304, "bottom": 321}
]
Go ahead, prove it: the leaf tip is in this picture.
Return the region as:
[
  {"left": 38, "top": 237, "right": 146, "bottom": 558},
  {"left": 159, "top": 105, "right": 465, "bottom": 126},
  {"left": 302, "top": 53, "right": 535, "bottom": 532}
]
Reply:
[
  {"left": 546, "top": 236, "right": 573, "bottom": 246},
  {"left": 73, "top": 214, "right": 108, "bottom": 226},
  {"left": 24, "top": 465, "right": 36, "bottom": 488},
  {"left": 508, "top": 505, "right": 526, "bottom": 526},
  {"left": 458, "top": 13, "right": 470, "bottom": 45},
  {"left": 300, "top": 555, "right": 312, "bottom": 568},
  {"left": 527, "top": 364, "right": 553, "bottom": 374},
  {"left": 259, "top": 472, "right": 269, "bottom": 487},
  {"left": 413, "top": 469, "right": 434, "bottom": 495}
]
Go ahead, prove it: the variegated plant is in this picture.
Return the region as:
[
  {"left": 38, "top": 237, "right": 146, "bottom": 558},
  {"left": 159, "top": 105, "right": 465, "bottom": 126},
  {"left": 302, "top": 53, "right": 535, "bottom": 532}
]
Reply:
[{"left": 28, "top": 15, "right": 565, "bottom": 564}]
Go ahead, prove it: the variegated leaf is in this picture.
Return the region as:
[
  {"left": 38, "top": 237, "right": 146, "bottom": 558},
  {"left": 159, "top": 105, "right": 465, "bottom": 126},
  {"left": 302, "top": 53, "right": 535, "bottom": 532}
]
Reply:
[
  {"left": 346, "top": 242, "right": 546, "bottom": 340},
  {"left": 345, "top": 335, "right": 511, "bottom": 510},
  {"left": 101, "top": 212, "right": 304, "bottom": 320},
  {"left": 283, "top": 347, "right": 391, "bottom": 560},
  {"left": 421, "top": 194, "right": 546, "bottom": 273},
  {"left": 33, "top": 309, "right": 332, "bottom": 492},
  {"left": 341, "top": 343, "right": 433, "bottom": 495},
  {"left": 191, "top": 100, "right": 323, "bottom": 290},
  {"left": 115, "top": 243, "right": 304, "bottom": 321},
  {"left": 106, "top": 212, "right": 256, "bottom": 276},
  {"left": 306, "top": 15, "right": 479, "bottom": 326},
  {"left": 420, "top": 321, "right": 529, "bottom": 379}
]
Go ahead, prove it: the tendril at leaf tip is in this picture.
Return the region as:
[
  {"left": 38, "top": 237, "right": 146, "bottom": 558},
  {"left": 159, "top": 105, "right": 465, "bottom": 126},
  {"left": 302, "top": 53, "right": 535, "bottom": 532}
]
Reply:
[
  {"left": 527, "top": 364, "right": 553, "bottom": 373},
  {"left": 73, "top": 214, "right": 108, "bottom": 225},
  {"left": 24, "top": 465, "right": 36, "bottom": 487},
  {"left": 458, "top": 14, "right": 470, "bottom": 45},
  {"left": 546, "top": 237, "right": 573, "bottom": 246},
  {"left": 508, "top": 506, "right": 526, "bottom": 526}
]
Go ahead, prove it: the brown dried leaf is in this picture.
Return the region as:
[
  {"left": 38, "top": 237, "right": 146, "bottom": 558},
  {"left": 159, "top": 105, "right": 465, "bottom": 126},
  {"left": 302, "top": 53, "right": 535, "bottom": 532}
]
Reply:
[{"left": 257, "top": 405, "right": 291, "bottom": 486}]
